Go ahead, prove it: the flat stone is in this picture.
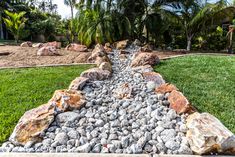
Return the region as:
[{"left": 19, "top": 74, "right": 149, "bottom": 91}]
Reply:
[
  {"left": 143, "top": 72, "right": 165, "bottom": 86},
  {"left": 69, "top": 77, "right": 89, "bottom": 90},
  {"left": 155, "top": 83, "right": 178, "bottom": 94},
  {"left": 80, "top": 68, "right": 111, "bottom": 81}
]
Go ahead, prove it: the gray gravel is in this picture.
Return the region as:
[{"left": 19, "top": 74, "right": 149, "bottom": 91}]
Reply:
[{"left": 0, "top": 46, "right": 192, "bottom": 154}]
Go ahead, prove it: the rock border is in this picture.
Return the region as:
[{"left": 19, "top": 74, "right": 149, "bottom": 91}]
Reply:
[{"left": 1, "top": 41, "right": 235, "bottom": 155}]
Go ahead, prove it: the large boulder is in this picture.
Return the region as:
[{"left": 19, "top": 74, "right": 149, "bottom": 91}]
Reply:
[
  {"left": 155, "top": 83, "right": 178, "bottom": 94},
  {"left": 37, "top": 46, "right": 59, "bottom": 56},
  {"left": 143, "top": 72, "right": 165, "bottom": 86},
  {"left": 131, "top": 65, "right": 154, "bottom": 73},
  {"left": 115, "top": 40, "right": 129, "bottom": 50},
  {"left": 80, "top": 68, "right": 111, "bottom": 81},
  {"left": 65, "top": 43, "right": 88, "bottom": 52},
  {"left": 43, "top": 41, "right": 61, "bottom": 49},
  {"left": 104, "top": 43, "right": 112, "bottom": 53},
  {"left": 32, "top": 43, "right": 43, "bottom": 48},
  {"left": 186, "top": 112, "right": 235, "bottom": 155},
  {"left": 20, "top": 41, "right": 32, "bottom": 47},
  {"left": 9, "top": 103, "right": 55, "bottom": 145},
  {"left": 113, "top": 83, "right": 133, "bottom": 99},
  {"left": 140, "top": 44, "right": 153, "bottom": 52},
  {"left": 168, "top": 90, "right": 196, "bottom": 114},
  {"left": 87, "top": 44, "right": 111, "bottom": 66},
  {"left": 99, "top": 62, "right": 112, "bottom": 72},
  {"left": 131, "top": 52, "right": 160, "bottom": 67},
  {"left": 50, "top": 90, "right": 86, "bottom": 112},
  {"left": 69, "top": 77, "right": 89, "bottom": 90}
]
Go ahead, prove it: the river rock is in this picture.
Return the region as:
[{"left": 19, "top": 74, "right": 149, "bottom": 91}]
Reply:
[
  {"left": 69, "top": 77, "right": 89, "bottom": 90},
  {"left": 80, "top": 68, "right": 111, "bottom": 81},
  {"left": 113, "top": 83, "right": 133, "bottom": 99},
  {"left": 37, "top": 46, "right": 59, "bottom": 56},
  {"left": 186, "top": 112, "right": 235, "bottom": 155},
  {"left": 131, "top": 53, "right": 160, "bottom": 67},
  {"left": 50, "top": 90, "right": 86, "bottom": 112},
  {"left": 168, "top": 90, "right": 196, "bottom": 114},
  {"left": 32, "top": 43, "right": 43, "bottom": 48},
  {"left": 9, "top": 103, "right": 55, "bottom": 145},
  {"left": 65, "top": 43, "right": 88, "bottom": 52}
]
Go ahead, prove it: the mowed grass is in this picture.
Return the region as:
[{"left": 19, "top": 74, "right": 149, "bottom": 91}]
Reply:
[
  {"left": 155, "top": 55, "right": 235, "bottom": 133},
  {"left": 0, "top": 65, "right": 94, "bottom": 144}
]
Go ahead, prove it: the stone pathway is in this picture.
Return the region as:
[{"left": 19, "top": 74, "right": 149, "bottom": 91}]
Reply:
[{"left": 1, "top": 42, "right": 235, "bottom": 155}]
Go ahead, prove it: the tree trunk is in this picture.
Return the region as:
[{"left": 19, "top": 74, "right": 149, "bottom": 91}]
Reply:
[
  {"left": 0, "top": 12, "right": 4, "bottom": 39},
  {"left": 70, "top": 6, "right": 74, "bottom": 42},
  {"left": 186, "top": 35, "right": 193, "bottom": 51}
]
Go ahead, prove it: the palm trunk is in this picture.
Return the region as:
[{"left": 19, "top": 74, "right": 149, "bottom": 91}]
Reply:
[
  {"left": 186, "top": 34, "right": 193, "bottom": 51},
  {"left": 70, "top": 5, "right": 74, "bottom": 42},
  {"left": 0, "top": 12, "right": 4, "bottom": 39}
]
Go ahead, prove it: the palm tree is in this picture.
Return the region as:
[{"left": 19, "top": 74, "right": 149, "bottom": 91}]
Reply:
[
  {"left": 174, "top": 0, "right": 235, "bottom": 51},
  {"left": 64, "top": 0, "right": 76, "bottom": 19}
]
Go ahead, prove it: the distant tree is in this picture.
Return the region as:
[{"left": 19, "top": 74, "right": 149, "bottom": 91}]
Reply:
[
  {"left": 3, "top": 10, "right": 29, "bottom": 42},
  {"left": 64, "top": 0, "right": 76, "bottom": 19}
]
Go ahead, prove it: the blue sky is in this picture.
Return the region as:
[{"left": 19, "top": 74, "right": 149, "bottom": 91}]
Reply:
[{"left": 54, "top": 0, "right": 233, "bottom": 18}]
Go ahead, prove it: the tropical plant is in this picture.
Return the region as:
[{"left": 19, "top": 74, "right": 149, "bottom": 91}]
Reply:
[
  {"left": 174, "top": 0, "right": 235, "bottom": 51},
  {"left": 3, "top": 10, "right": 29, "bottom": 42}
]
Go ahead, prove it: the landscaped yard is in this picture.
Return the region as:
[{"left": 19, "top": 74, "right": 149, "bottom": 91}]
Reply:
[
  {"left": 0, "top": 65, "right": 94, "bottom": 144},
  {"left": 155, "top": 55, "right": 235, "bottom": 133}
]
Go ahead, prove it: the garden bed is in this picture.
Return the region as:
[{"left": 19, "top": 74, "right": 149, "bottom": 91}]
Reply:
[{"left": 0, "top": 46, "right": 92, "bottom": 68}]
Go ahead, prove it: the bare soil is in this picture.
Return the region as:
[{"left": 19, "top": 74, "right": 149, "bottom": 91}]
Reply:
[
  {"left": 0, "top": 46, "right": 92, "bottom": 68},
  {"left": 0, "top": 46, "right": 188, "bottom": 68}
]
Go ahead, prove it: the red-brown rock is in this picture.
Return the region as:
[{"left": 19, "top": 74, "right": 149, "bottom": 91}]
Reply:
[
  {"left": 88, "top": 44, "right": 111, "bottom": 66},
  {"left": 168, "top": 90, "right": 196, "bottom": 114},
  {"left": 44, "top": 41, "right": 61, "bottom": 49},
  {"left": 20, "top": 41, "right": 32, "bottom": 47},
  {"left": 80, "top": 68, "right": 111, "bottom": 81},
  {"left": 140, "top": 44, "right": 152, "bottom": 52},
  {"left": 50, "top": 90, "right": 86, "bottom": 112},
  {"left": 155, "top": 83, "right": 178, "bottom": 94},
  {"left": 104, "top": 43, "right": 112, "bottom": 53},
  {"left": 37, "top": 46, "right": 59, "bottom": 56},
  {"left": 69, "top": 77, "right": 89, "bottom": 90},
  {"left": 131, "top": 52, "right": 160, "bottom": 67},
  {"left": 9, "top": 103, "right": 55, "bottom": 145},
  {"left": 143, "top": 72, "right": 165, "bottom": 86},
  {"left": 65, "top": 43, "right": 88, "bottom": 52},
  {"left": 115, "top": 40, "right": 129, "bottom": 50},
  {"left": 131, "top": 65, "right": 154, "bottom": 73}
]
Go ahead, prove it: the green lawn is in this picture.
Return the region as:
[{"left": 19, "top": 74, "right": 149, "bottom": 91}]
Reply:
[
  {"left": 0, "top": 65, "right": 93, "bottom": 144},
  {"left": 155, "top": 55, "right": 235, "bottom": 133}
]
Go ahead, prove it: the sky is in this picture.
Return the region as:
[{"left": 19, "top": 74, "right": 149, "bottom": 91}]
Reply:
[{"left": 54, "top": 0, "right": 233, "bottom": 19}]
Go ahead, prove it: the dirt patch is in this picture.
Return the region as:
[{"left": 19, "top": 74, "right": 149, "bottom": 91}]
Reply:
[{"left": 0, "top": 46, "right": 92, "bottom": 68}]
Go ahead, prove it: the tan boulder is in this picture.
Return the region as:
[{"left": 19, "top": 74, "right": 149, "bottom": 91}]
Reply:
[
  {"left": 80, "top": 68, "right": 111, "bottom": 81},
  {"left": 155, "top": 83, "right": 178, "bottom": 94},
  {"left": 9, "top": 103, "right": 55, "bottom": 145},
  {"left": 143, "top": 72, "right": 165, "bottom": 86},
  {"left": 168, "top": 90, "right": 196, "bottom": 114},
  {"left": 87, "top": 44, "right": 111, "bottom": 66},
  {"left": 69, "top": 77, "right": 89, "bottom": 90},
  {"left": 43, "top": 41, "right": 61, "bottom": 49},
  {"left": 74, "top": 52, "right": 92, "bottom": 63},
  {"left": 131, "top": 65, "right": 154, "bottom": 73},
  {"left": 131, "top": 52, "right": 160, "bottom": 67},
  {"left": 113, "top": 83, "right": 133, "bottom": 99},
  {"left": 65, "top": 43, "right": 88, "bottom": 52},
  {"left": 20, "top": 41, "right": 32, "bottom": 47},
  {"left": 50, "top": 90, "right": 86, "bottom": 112},
  {"left": 99, "top": 62, "right": 112, "bottom": 72},
  {"left": 32, "top": 43, "right": 43, "bottom": 48},
  {"left": 186, "top": 112, "right": 235, "bottom": 155},
  {"left": 140, "top": 44, "right": 153, "bottom": 52},
  {"left": 115, "top": 40, "right": 129, "bottom": 49},
  {"left": 104, "top": 43, "right": 112, "bottom": 53},
  {"left": 37, "top": 46, "right": 59, "bottom": 56}
]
